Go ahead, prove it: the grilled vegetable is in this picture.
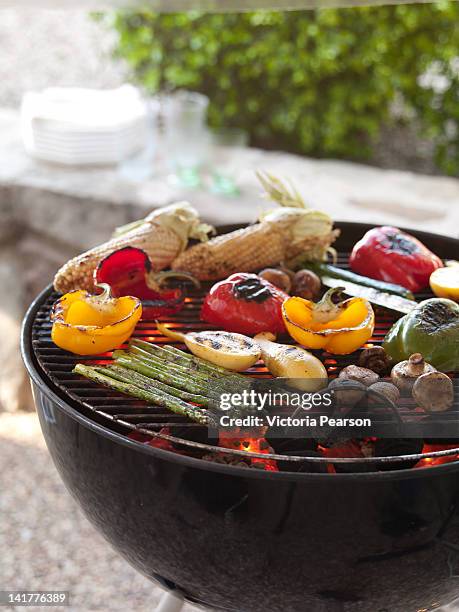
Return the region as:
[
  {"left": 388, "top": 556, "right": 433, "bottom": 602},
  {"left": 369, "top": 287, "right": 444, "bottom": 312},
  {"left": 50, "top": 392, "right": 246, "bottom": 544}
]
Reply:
[
  {"left": 54, "top": 202, "right": 213, "bottom": 293},
  {"left": 282, "top": 287, "right": 375, "bottom": 355},
  {"left": 367, "top": 381, "right": 400, "bottom": 406},
  {"left": 95, "top": 246, "right": 199, "bottom": 319},
  {"left": 390, "top": 353, "right": 436, "bottom": 393},
  {"left": 327, "top": 379, "right": 367, "bottom": 408},
  {"left": 113, "top": 350, "right": 212, "bottom": 395},
  {"left": 254, "top": 332, "right": 328, "bottom": 391},
  {"left": 51, "top": 284, "right": 142, "bottom": 355},
  {"left": 319, "top": 275, "right": 416, "bottom": 314},
  {"left": 359, "top": 346, "right": 392, "bottom": 375},
  {"left": 73, "top": 341, "right": 264, "bottom": 426},
  {"left": 291, "top": 269, "right": 321, "bottom": 300},
  {"left": 102, "top": 363, "right": 211, "bottom": 405},
  {"left": 157, "top": 322, "right": 261, "bottom": 371},
  {"left": 172, "top": 173, "right": 338, "bottom": 281},
  {"left": 129, "top": 338, "right": 244, "bottom": 380},
  {"left": 349, "top": 226, "right": 443, "bottom": 293},
  {"left": 299, "top": 262, "right": 414, "bottom": 299},
  {"left": 338, "top": 365, "right": 379, "bottom": 387},
  {"left": 201, "top": 273, "right": 288, "bottom": 335},
  {"left": 259, "top": 268, "right": 292, "bottom": 293},
  {"left": 383, "top": 298, "right": 459, "bottom": 372},
  {"left": 412, "top": 371, "right": 454, "bottom": 412},
  {"left": 73, "top": 363, "right": 211, "bottom": 425},
  {"left": 429, "top": 261, "right": 459, "bottom": 300}
]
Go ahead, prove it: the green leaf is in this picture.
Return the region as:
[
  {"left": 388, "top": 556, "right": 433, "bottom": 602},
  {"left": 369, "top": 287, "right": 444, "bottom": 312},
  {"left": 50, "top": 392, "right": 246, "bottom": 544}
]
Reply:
[{"left": 102, "top": 4, "right": 459, "bottom": 175}]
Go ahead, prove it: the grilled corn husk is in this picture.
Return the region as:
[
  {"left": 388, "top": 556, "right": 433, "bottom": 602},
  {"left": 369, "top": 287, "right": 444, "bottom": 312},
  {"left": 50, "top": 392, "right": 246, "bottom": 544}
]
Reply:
[
  {"left": 172, "top": 174, "right": 338, "bottom": 281},
  {"left": 53, "top": 202, "right": 213, "bottom": 293}
]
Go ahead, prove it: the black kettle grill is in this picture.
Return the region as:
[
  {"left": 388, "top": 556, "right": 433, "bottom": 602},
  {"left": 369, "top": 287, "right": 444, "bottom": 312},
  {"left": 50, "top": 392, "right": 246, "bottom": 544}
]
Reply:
[{"left": 21, "top": 222, "right": 459, "bottom": 612}]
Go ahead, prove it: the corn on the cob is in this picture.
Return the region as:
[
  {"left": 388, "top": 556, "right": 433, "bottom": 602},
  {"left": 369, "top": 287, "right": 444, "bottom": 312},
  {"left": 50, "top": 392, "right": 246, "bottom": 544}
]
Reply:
[
  {"left": 172, "top": 174, "right": 338, "bottom": 281},
  {"left": 54, "top": 202, "right": 213, "bottom": 293}
]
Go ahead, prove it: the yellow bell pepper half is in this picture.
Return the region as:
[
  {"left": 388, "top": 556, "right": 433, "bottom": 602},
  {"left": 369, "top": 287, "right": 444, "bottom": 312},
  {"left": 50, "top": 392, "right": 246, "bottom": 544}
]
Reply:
[
  {"left": 429, "top": 262, "right": 459, "bottom": 301},
  {"left": 282, "top": 287, "right": 375, "bottom": 355},
  {"left": 51, "top": 284, "right": 142, "bottom": 355}
]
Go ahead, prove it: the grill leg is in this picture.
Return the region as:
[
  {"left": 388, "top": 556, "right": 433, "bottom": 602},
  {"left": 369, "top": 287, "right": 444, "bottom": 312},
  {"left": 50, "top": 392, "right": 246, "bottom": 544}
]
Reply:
[{"left": 156, "top": 590, "right": 184, "bottom": 612}]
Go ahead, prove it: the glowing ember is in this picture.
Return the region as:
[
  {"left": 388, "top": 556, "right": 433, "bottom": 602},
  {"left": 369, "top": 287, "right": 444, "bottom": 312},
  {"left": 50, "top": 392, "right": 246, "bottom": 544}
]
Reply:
[
  {"left": 219, "top": 429, "right": 278, "bottom": 471},
  {"left": 128, "top": 428, "right": 459, "bottom": 472},
  {"left": 318, "top": 440, "right": 367, "bottom": 474},
  {"left": 414, "top": 443, "right": 459, "bottom": 469}
]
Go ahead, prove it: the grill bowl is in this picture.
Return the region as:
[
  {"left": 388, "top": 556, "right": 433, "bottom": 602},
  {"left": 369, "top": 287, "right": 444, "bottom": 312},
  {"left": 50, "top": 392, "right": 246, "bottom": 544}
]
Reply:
[{"left": 22, "top": 222, "right": 459, "bottom": 611}]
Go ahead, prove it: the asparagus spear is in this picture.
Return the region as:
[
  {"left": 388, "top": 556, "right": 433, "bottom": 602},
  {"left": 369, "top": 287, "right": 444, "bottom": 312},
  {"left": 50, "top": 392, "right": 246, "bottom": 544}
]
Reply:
[
  {"left": 126, "top": 344, "right": 213, "bottom": 384},
  {"left": 128, "top": 338, "right": 192, "bottom": 367},
  {"left": 156, "top": 344, "right": 249, "bottom": 391},
  {"left": 116, "top": 347, "right": 246, "bottom": 405},
  {"left": 101, "top": 364, "right": 211, "bottom": 406},
  {"left": 131, "top": 339, "right": 245, "bottom": 380},
  {"left": 160, "top": 346, "right": 249, "bottom": 394},
  {"left": 73, "top": 364, "right": 211, "bottom": 425},
  {"left": 162, "top": 345, "right": 245, "bottom": 379},
  {"left": 113, "top": 353, "right": 210, "bottom": 395},
  {"left": 117, "top": 346, "right": 247, "bottom": 399}
]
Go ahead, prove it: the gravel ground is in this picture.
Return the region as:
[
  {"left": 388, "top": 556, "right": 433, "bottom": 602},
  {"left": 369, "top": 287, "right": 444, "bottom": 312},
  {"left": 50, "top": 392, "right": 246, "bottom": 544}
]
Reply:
[{"left": 0, "top": 412, "right": 197, "bottom": 612}]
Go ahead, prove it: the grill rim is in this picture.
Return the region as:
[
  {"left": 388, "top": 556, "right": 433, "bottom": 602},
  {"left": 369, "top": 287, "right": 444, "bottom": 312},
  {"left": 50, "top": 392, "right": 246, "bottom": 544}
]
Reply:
[{"left": 21, "top": 221, "right": 459, "bottom": 481}]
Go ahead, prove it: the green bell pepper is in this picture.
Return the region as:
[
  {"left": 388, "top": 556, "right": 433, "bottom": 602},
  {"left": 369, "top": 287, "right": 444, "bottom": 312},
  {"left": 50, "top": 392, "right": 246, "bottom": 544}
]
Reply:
[{"left": 383, "top": 298, "right": 459, "bottom": 372}]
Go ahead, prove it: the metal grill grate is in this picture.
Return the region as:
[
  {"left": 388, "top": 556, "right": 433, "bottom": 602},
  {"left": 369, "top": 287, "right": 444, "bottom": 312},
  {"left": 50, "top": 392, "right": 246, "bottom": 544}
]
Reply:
[{"left": 29, "top": 246, "right": 459, "bottom": 471}]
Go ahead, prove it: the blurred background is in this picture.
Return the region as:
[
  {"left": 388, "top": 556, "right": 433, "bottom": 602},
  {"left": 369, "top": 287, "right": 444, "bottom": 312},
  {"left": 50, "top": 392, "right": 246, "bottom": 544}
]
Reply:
[{"left": 1, "top": 5, "right": 459, "bottom": 611}]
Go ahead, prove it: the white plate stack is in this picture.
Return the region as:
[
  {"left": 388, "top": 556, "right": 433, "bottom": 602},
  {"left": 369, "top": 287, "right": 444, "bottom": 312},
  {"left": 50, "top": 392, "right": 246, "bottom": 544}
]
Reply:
[{"left": 21, "top": 85, "right": 148, "bottom": 166}]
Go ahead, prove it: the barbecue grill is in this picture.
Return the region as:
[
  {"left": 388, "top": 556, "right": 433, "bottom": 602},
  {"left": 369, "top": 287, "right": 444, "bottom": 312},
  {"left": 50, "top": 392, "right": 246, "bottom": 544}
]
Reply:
[{"left": 22, "top": 222, "right": 459, "bottom": 611}]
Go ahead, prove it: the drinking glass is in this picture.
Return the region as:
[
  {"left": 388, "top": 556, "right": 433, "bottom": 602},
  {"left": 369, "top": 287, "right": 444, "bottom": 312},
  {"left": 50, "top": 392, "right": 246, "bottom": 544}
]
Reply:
[
  {"left": 209, "top": 127, "right": 249, "bottom": 196},
  {"left": 163, "top": 91, "right": 210, "bottom": 187}
]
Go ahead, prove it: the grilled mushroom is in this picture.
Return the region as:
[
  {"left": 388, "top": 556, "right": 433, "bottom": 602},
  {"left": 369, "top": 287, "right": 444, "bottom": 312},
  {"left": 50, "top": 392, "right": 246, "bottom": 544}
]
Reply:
[
  {"left": 259, "top": 268, "right": 292, "bottom": 293},
  {"left": 291, "top": 269, "right": 321, "bottom": 300},
  {"left": 328, "top": 378, "right": 367, "bottom": 409},
  {"left": 368, "top": 381, "right": 400, "bottom": 406},
  {"left": 390, "top": 353, "right": 436, "bottom": 393},
  {"left": 359, "top": 346, "right": 392, "bottom": 375},
  {"left": 339, "top": 365, "right": 379, "bottom": 388},
  {"left": 412, "top": 371, "right": 454, "bottom": 412}
]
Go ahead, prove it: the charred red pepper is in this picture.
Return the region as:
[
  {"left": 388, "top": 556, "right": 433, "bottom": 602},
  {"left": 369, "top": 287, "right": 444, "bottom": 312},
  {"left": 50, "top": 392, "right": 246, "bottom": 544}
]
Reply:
[
  {"left": 201, "top": 273, "right": 288, "bottom": 335},
  {"left": 95, "top": 247, "right": 196, "bottom": 319},
  {"left": 350, "top": 226, "right": 443, "bottom": 293}
]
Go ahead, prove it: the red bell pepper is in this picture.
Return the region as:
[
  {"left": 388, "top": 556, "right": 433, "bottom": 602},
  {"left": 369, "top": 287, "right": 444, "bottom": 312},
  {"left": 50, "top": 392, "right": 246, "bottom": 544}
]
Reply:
[
  {"left": 201, "top": 273, "right": 288, "bottom": 335},
  {"left": 95, "top": 247, "right": 186, "bottom": 319},
  {"left": 350, "top": 226, "right": 443, "bottom": 293}
]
